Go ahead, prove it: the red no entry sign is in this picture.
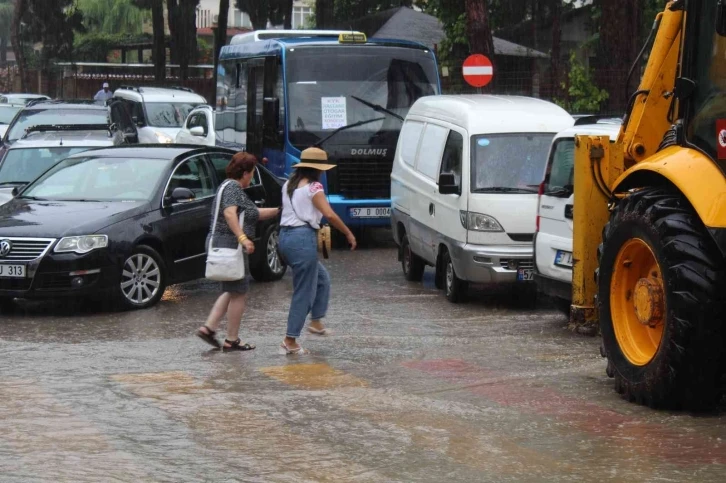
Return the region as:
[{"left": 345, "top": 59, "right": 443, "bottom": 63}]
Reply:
[{"left": 463, "top": 54, "right": 494, "bottom": 88}]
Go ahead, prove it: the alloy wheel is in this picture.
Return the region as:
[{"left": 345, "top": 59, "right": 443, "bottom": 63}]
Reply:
[
  {"left": 267, "top": 230, "right": 284, "bottom": 275},
  {"left": 121, "top": 253, "right": 162, "bottom": 306},
  {"left": 446, "top": 260, "right": 454, "bottom": 295}
]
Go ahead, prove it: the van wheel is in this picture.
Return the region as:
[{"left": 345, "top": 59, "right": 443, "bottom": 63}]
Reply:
[
  {"left": 443, "top": 251, "right": 467, "bottom": 303},
  {"left": 401, "top": 234, "right": 425, "bottom": 282}
]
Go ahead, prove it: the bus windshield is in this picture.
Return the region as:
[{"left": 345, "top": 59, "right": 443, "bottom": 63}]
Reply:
[{"left": 286, "top": 45, "right": 439, "bottom": 148}]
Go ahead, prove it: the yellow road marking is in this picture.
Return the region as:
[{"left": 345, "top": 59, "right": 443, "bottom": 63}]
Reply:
[{"left": 260, "top": 363, "right": 367, "bottom": 390}]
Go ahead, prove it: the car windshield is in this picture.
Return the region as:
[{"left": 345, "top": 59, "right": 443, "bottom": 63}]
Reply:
[
  {"left": 286, "top": 45, "right": 439, "bottom": 147},
  {"left": 6, "top": 109, "right": 109, "bottom": 142},
  {"left": 544, "top": 139, "right": 575, "bottom": 195},
  {"left": 22, "top": 156, "right": 167, "bottom": 202},
  {"left": 0, "top": 147, "right": 92, "bottom": 185},
  {"left": 145, "top": 102, "right": 200, "bottom": 128},
  {"left": 471, "top": 134, "right": 555, "bottom": 193},
  {"left": 0, "top": 106, "right": 21, "bottom": 125}
]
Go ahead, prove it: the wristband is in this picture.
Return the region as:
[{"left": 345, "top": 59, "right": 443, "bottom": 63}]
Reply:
[{"left": 238, "top": 235, "right": 248, "bottom": 243}]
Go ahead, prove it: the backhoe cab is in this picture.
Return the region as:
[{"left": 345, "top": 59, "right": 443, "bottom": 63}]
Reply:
[{"left": 572, "top": 0, "right": 726, "bottom": 410}]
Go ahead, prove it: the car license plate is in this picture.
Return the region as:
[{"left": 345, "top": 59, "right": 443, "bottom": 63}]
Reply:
[
  {"left": 0, "top": 264, "right": 25, "bottom": 278},
  {"left": 517, "top": 268, "right": 534, "bottom": 281},
  {"left": 350, "top": 207, "right": 391, "bottom": 218},
  {"left": 554, "top": 250, "right": 573, "bottom": 268}
]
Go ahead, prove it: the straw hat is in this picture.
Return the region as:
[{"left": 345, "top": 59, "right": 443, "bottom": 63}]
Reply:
[{"left": 293, "top": 147, "right": 336, "bottom": 171}]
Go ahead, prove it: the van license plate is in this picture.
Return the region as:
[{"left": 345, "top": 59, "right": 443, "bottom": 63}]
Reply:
[
  {"left": 350, "top": 207, "right": 391, "bottom": 218},
  {"left": 517, "top": 268, "right": 534, "bottom": 281},
  {"left": 0, "top": 264, "right": 25, "bottom": 278},
  {"left": 555, "top": 250, "right": 573, "bottom": 268}
]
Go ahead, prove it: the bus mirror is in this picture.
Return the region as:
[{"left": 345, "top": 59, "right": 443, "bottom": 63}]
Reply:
[
  {"left": 718, "top": 0, "right": 726, "bottom": 36},
  {"left": 263, "top": 97, "right": 280, "bottom": 130}
]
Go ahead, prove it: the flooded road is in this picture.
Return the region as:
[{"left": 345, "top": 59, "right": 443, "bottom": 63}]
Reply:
[{"left": 1, "top": 238, "right": 726, "bottom": 482}]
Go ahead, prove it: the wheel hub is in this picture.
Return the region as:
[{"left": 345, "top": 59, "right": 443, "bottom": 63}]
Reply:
[{"left": 633, "top": 278, "right": 664, "bottom": 328}]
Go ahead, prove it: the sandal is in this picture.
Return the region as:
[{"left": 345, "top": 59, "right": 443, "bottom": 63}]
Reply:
[
  {"left": 308, "top": 326, "right": 331, "bottom": 336},
  {"left": 222, "top": 338, "right": 256, "bottom": 352},
  {"left": 279, "top": 341, "right": 309, "bottom": 355},
  {"left": 196, "top": 326, "right": 221, "bottom": 349}
]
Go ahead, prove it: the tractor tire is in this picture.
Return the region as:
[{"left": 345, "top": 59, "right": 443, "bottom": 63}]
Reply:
[{"left": 598, "top": 187, "right": 725, "bottom": 410}]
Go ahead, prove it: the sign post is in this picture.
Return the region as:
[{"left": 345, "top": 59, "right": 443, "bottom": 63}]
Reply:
[{"left": 463, "top": 54, "right": 494, "bottom": 90}]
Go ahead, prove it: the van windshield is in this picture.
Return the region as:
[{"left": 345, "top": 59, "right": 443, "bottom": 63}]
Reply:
[
  {"left": 470, "top": 133, "right": 554, "bottom": 193},
  {"left": 543, "top": 138, "right": 575, "bottom": 196}
]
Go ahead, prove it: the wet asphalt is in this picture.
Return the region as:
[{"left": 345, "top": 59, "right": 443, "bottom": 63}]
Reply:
[{"left": 1, "top": 231, "right": 726, "bottom": 482}]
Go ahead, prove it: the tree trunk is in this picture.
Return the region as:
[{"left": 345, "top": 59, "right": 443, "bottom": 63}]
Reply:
[
  {"left": 598, "top": 0, "right": 642, "bottom": 112},
  {"left": 0, "top": 35, "right": 7, "bottom": 66},
  {"left": 283, "top": 0, "right": 293, "bottom": 29},
  {"left": 549, "top": 0, "right": 562, "bottom": 99},
  {"left": 464, "top": 0, "right": 495, "bottom": 67},
  {"left": 315, "top": 0, "right": 333, "bottom": 29},
  {"left": 11, "top": 0, "right": 27, "bottom": 92},
  {"left": 151, "top": 0, "right": 166, "bottom": 81},
  {"left": 167, "top": 0, "right": 179, "bottom": 66}
]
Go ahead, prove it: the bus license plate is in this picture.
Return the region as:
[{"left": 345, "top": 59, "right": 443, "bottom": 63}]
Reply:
[
  {"left": 0, "top": 264, "right": 25, "bottom": 278},
  {"left": 350, "top": 207, "right": 391, "bottom": 218},
  {"left": 517, "top": 268, "right": 534, "bottom": 281},
  {"left": 554, "top": 250, "right": 573, "bottom": 268}
]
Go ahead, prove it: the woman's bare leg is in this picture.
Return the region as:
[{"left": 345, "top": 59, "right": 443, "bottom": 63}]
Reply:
[{"left": 223, "top": 293, "right": 247, "bottom": 346}]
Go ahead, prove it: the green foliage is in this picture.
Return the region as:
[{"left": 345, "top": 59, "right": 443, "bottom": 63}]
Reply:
[
  {"left": 77, "top": 0, "right": 150, "bottom": 35},
  {"left": 21, "top": 0, "right": 85, "bottom": 68},
  {"left": 73, "top": 33, "right": 154, "bottom": 62},
  {"left": 556, "top": 52, "right": 609, "bottom": 114}
]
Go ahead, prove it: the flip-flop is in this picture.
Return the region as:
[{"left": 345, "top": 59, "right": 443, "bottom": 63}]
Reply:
[
  {"left": 195, "top": 327, "right": 221, "bottom": 349},
  {"left": 222, "top": 338, "right": 256, "bottom": 352},
  {"left": 279, "top": 341, "right": 309, "bottom": 355},
  {"left": 308, "top": 327, "right": 331, "bottom": 336}
]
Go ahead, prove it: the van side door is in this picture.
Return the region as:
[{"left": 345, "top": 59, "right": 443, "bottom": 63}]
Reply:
[{"left": 435, "top": 128, "right": 467, "bottom": 250}]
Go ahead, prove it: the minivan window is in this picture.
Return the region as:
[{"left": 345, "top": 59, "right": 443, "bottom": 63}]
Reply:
[
  {"left": 398, "top": 120, "right": 424, "bottom": 166},
  {"left": 417, "top": 123, "right": 448, "bottom": 179},
  {"left": 471, "top": 133, "right": 554, "bottom": 193},
  {"left": 544, "top": 138, "right": 575, "bottom": 196},
  {"left": 440, "top": 130, "right": 463, "bottom": 185}
]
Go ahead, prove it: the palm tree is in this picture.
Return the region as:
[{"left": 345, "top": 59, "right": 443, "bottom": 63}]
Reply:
[{"left": 76, "top": 0, "right": 150, "bottom": 35}]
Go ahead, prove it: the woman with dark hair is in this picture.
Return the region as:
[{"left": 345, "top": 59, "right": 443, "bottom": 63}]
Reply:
[
  {"left": 278, "top": 147, "right": 357, "bottom": 355},
  {"left": 195, "top": 152, "right": 280, "bottom": 351}
]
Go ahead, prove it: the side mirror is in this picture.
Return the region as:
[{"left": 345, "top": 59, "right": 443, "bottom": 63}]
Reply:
[
  {"left": 11, "top": 186, "right": 19, "bottom": 197},
  {"left": 190, "top": 126, "right": 206, "bottom": 137},
  {"left": 718, "top": 0, "right": 726, "bottom": 36},
  {"left": 438, "top": 172, "right": 460, "bottom": 195},
  {"left": 165, "top": 187, "right": 196, "bottom": 205}
]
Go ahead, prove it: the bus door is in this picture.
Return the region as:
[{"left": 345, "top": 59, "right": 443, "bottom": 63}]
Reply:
[{"left": 246, "top": 56, "right": 285, "bottom": 176}]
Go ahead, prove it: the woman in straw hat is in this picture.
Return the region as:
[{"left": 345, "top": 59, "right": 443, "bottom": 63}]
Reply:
[{"left": 278, "top": 147, "right": 357, "bottom": 355}]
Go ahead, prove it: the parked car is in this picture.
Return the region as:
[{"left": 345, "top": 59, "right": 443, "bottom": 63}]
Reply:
[
  {"left": 112, "top": 86, "right": 206, "bottom": 144},
  {"left": 176, "top": 104, "right": 215, "bottom": 146},
  {"left": 390, "top": 95, "right": 574, "bottom": 303},
  {"left": 0, "top": 124, "right": 127, "bottom": 206},
  {"left": 0, "top": 145, "right": 286, "bottom": 312},
  {"left": 0, "top": 104, "right": 22, "bottom": 139},
  {"left": 534, "top": 119, "right": 622, "bottom": 310},
  {"left": 1, "top": 100, "right": 136, "bottom": 148},
  {"left": 0, "top": 93, "right": 51, "bottom": 105}
]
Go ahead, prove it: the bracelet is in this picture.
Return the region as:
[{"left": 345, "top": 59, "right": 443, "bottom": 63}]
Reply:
[{"left": 237, "top": 234, "right": 248, "bottom": 243}]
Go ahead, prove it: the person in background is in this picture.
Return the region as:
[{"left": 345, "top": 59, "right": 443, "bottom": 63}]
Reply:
[
  {"left": 94, "top": 82, "right": 113, "bottom": 103},
  {"left": 195, "top": 152, "right": 281, "bottom": 351},
  {"left": 277, "top": 147, "right": 357, "bottom": 355}
]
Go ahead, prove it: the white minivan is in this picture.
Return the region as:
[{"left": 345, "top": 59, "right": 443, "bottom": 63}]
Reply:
[
  {"left": 391, "top": 95, "right": 574, "bottom": 303},
  {"left": 534, "top": 119, "right": 622, "bottom": 308}
]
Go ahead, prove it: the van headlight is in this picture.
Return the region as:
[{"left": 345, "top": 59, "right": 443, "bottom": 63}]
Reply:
[
  {"left": 155, "top": 131, "right": 173, "bottom": 144},
  {"left": 55, "top": 235, "right": 108, "bottom": 254},
  {"left": 460, "top": 211, "right": 503, "bottom": 232}
]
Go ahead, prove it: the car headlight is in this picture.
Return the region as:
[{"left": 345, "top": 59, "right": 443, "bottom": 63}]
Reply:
[
  {"left": 55, "top": 235, "right": 108, "bottom": 254},
  {"left": 155, "top": 131, "right": 173, "bottom": 144},
  {"left": 460, "top": 211, "right": 504, "bottom": 232}
]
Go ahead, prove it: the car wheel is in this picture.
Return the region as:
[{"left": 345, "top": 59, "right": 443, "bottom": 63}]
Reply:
[
  {"left": 116, "top": 245, "right": 167, "bottom": 310},
  {"left": 0, "top": 297, "right": 15, "bottom": 314},
  {"left": 443, "top": 250, "right": 467, "bottom": 303},
  {"left": 249, "top": 224, "right": 287, "bottom": 282},
  {"left": 401, "top": 234, "right": 425, "bottom": 282}
]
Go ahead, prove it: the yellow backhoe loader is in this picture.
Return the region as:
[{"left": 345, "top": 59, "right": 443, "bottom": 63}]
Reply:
[{"left": 572, "top": 0, "right": 726, "bottom": 410}]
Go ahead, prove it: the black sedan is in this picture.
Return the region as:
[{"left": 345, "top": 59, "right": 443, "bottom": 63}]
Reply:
[{"left": 0, "top": 145, "right": 286, "bottom": 311}]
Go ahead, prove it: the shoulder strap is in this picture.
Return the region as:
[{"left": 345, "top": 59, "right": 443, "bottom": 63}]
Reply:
[{"left": 208, "top": 180, "right": 234, "bottom": 252}]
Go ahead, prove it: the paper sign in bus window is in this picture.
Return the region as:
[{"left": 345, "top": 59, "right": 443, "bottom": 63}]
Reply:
[{"left": 321, "top": 97, "right": 347, "bottom": 130}]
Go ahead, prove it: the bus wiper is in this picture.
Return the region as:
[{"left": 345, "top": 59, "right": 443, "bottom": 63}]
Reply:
[
  {"left": 313, "top": 117, "right": 385, "bottom": 147},
  {"left": 473, "top": 187, "right": 535, "bottom": 193},
  {"left": 351, "top": 96, "right": 404, "bottom": 121},
  {"left": 0, "top": 181, "right": 27, "bottom": 187}
]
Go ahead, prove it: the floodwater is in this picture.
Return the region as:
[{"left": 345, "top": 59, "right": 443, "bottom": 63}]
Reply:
[{"left": 1, "top": 242, "right": 726, "bottom": 482}]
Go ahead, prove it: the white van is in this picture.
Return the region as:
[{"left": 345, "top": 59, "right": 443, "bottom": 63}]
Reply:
[
  {"left": 534, "top": 119, "right": 622, "bottom": 308},
  {"left": 391, "top": 95, "right": 574, "bottom": 303}
]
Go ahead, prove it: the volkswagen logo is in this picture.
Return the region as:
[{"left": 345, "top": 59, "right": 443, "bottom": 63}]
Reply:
[{"left": 0, "top": 239, "right": 11, "bottom": 258}]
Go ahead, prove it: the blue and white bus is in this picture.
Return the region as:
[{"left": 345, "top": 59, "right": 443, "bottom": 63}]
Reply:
[{"left": 215, "top": 30, "right": 441, "bottom": 229}]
